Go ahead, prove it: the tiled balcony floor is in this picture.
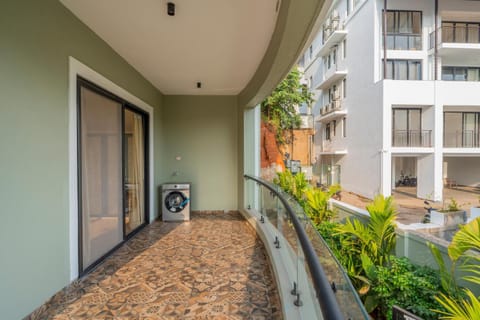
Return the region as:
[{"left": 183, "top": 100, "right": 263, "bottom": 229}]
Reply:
[{"left": 28, "top": 212, "right": 282, "bottom": 320}]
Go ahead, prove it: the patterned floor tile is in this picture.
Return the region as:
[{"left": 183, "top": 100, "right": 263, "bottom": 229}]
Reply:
[{"left": 25, "top": 212, "right": 282, "bottom": 320}]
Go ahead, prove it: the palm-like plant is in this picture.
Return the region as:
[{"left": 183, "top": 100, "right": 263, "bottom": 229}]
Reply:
[
  {"left": 338, "top": 195, "right": 397, "bottom": 267},
  {"left": 304, "top": 185, "right": 340, "bottom": 224},
  {"left": 430, "top": 218, "right": 480, "bottom": 320},
  {"left": 335, "top": 195, "right": 398, "bottom": 314}
]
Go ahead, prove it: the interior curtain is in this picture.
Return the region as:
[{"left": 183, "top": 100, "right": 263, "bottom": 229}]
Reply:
[{"left": 130, "top": 113, "right": 144, "bottom": 228}]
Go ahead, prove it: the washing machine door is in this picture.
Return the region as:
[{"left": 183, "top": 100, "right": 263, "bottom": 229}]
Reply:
[{"left": 164, "top": 191, "right": 189, "bottom": 213}]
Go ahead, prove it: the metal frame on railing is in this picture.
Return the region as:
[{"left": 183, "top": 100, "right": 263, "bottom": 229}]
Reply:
[{"left": 244, "top": 174, "right": 345, "bottom": 320}]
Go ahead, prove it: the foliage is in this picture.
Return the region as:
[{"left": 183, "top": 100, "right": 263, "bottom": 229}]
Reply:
[
  {"left": 367, "top": 256, "right": 444, "bottom": 319},
  {"left": 273, "top": 170, "right": 340, "bottom": 222},
  {"left": 337, "top": 195, "right": 397, "bottom": 269},
  {"left": 304, "top": 185, "right": 340, "bottom": 225},
  {"left": 275, "top": 175, "right": 450, "bottom": 320},
  {"left": 318, "top": 219, "right": 444, "bottom": 320},
  {"left": 332, "top": 195, "right": 402, "bottom": 317},
  {"left": 429, "top": 218, "right": 480, "bottom": 320},
  {"left": 442, "top": 198, "right": 460, "bottom": 212},
  {"left": 273, "top": 170, "right": 295, "bottom": 196},
  {"left": 273, "top": 170, "right": 310, "bottom": 202},
  {"left": 261, "top": 66, "right": 314, "bottom": 143},
  {"left": 435, "top": 289, "right": 480, "bottom": 320}
]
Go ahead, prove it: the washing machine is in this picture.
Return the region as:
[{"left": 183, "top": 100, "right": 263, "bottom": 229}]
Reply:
[{"left": 162, "top": 183, "right": 191, "bottom": 221}]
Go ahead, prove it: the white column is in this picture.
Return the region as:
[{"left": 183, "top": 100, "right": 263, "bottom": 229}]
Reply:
[
  {"left": 417, "top": 154, "right": 435, "bottom": 200},
  {"left": 381, "top": 150, "right": 392, "bottom": 197},
  {"left": 433, "top": 83, "right": 444, "bottom": 201},
  {"left": 244, "top": 105, "right": 261, "bottom": 209}
]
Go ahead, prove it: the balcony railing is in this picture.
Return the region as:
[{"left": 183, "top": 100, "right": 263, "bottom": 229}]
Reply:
[
  {"left": 322, "top": 16, "right": 342, "bottom": 43},
  {"left": 429, "top": 24, "right": 480, "bottom": 49},
  {"left": 444, "top": 130, "right": 480, "bottom": 148},
  {"left": 244, "top": 175, "right": 368, "bottom": 320},
  {"left": 392, "top": 130, "right": 432, "bottom": 147},
  {"left": 386, "top": 33, "right": 422, "bottom": 50},
  {"left": 320, "top": 100, "right": 342, "bottom": 116}
]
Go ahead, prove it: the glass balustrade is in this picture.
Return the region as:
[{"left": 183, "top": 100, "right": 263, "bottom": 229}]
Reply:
[{"left": 244, "top": 175, "right": 369, "bottom": 320}]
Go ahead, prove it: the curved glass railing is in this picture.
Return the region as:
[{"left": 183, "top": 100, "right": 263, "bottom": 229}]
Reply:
[{"left": 244, "top": 175, "right": 368, "bottom": 320}]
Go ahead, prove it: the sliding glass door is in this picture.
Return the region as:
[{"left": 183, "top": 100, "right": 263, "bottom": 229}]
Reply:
[
  {"left": 392, "top": 108, "right": 422, "bottom": 146},
  {"left": 78, "top": 78, "right": 148, "bottom": 274}
]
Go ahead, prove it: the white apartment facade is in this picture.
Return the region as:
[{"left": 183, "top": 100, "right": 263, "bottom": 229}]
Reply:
[{"left": 300, "top": 0, "right": 480, "bottom": 201}]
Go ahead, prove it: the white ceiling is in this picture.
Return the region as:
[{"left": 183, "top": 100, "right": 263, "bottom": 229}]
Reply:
[{"left": 60, "top": 0, "right": 280, "bottom": 95}]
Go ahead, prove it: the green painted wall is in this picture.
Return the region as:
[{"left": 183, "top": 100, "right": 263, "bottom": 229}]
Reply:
[
  {"left": 162, "top": 96, "right": 238, "bottom": 211},
  {"left": 0, "top": 1, "right": 163, "bottom": 319}
]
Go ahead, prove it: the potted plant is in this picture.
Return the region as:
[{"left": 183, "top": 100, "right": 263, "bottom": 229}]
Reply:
[
  {"left": 430, "top": 198, "right": 467, "bottom": 227},
  {"left": 469, "top": 196, "right": 480, "bottom": 222}
]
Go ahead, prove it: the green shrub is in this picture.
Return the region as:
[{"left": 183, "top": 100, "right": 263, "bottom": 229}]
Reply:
[{"left": 371, "top": 256, "right": 444, "bottom": 320}]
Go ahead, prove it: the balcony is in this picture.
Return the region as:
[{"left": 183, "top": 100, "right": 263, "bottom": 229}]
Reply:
[
  {"left": 299, "top": 113, "right": 314, "bottom": 129},
  {"left": 1, "top": 1, "right": 330, "bottom": 319},
  {"left": 317, "top": 21, "right": 347, "bottom": 58},
  {"left": 320, "top": 140, "right": 348, "bottom": 155},
  {"left": 26, "top": 212, "right": 283, "bottom": 319},
  {"left": 392, "top": 130, "right": 432, "bottom": 147},
  {"left": 316, "top": 68, "right": 347, "bottom": 90},
  {"left": 318, "top": 100, "right": 347, "bottom": 123},
  {"left": 444, "top": 130, "right": 480, "bottom": 148},
  {"left": 429, "top": 24, "right": 480, "bottom": 61}
]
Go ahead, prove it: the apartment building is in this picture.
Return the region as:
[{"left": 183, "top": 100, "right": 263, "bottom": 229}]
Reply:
[{"left": 300, "top": 0, "right": 480, "bottom": 201}]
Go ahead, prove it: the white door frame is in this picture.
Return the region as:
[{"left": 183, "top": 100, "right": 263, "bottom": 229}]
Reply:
[{"left": 68, "top": 57, "right": 154, "bottom": 280}]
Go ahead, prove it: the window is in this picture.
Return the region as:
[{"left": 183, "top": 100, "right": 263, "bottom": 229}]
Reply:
[
  {"left": 444, "top": 112, "right": 480, "bottom": 147},
  {"left": 332, "top": 47, "right": 337, "bottom": 65},
  {"left": 342, "top": 79, "right": 347, "bottom": 98},
  {"left": 385, "top": 10, "right": 422, "bottom": 50},
  {"left": 333, "top": 120, "right": 337, "bottom": 136},
  {"left": 442, "top": 21, "right": 480, "bottom": 44},
  {"left": 326, "top": 123, "right": 331, "bottom": 140},
  {"left": 442, "top": 66, "right": 480, "bottom": 82},
  {"left": 392, "top": 108, "right": 424, "bottom": 146},
  {"left": 343, "top": 39, "right": 347, "bottom": 59},
  {"left": 309, "top": 45, "right": 313, "bottom": 59},
  {"left": 342, "top": 117, "right": 346, "bottom": 137},
  {"left": 385, "top": 59, "right": 422, "bottom": 80},
  {"left": 309, "top": 76, "right": 313, "bottom": 88}
]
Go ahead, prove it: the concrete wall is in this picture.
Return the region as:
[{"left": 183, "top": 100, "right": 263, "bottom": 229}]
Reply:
[
  {"left": 337, "top": 0, "right": 384, "bottom": 199},
  {"left": 162, "top": 96, "right": 238, "bottom": 211},
  {"left": 0, "top": 1, "right": 163, "bottom": 319},
  {"left": 444, "top": 157, "right": 480, "bottom": 187}
]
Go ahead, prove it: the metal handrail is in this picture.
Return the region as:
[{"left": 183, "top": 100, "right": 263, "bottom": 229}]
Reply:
[
  {"left": 244, "top": 174, "right": 345, "bottom": 320},
  {"left": 392, "top": 129, "right": 432, "bottom": 147}
]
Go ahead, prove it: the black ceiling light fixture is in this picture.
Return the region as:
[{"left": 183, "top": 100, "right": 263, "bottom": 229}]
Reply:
[{"left": 167, "top": 2, "right": 175, "bottom": 16}]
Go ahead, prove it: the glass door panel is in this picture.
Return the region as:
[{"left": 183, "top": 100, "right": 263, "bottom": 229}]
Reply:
[
  {"left": 79, "top": 86, "right": 123, "bottom": 271},
  {"left": 124, "top": 109, "right": 146, "bottom": 235},
  {"left": 409, "top": 109, "right": 421, "bottom": 146},
  {"left": 455, "top": 23, "right": 467, "bottom": 42},
  {"left": 393, "top": 109, "right": 407, "bottom": 146},
  {"left": 444, "top": 112, "right": 462, "bottom": 147},
  {"left": 464, "top": 113, "right": 476, "bottom": 147}
]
